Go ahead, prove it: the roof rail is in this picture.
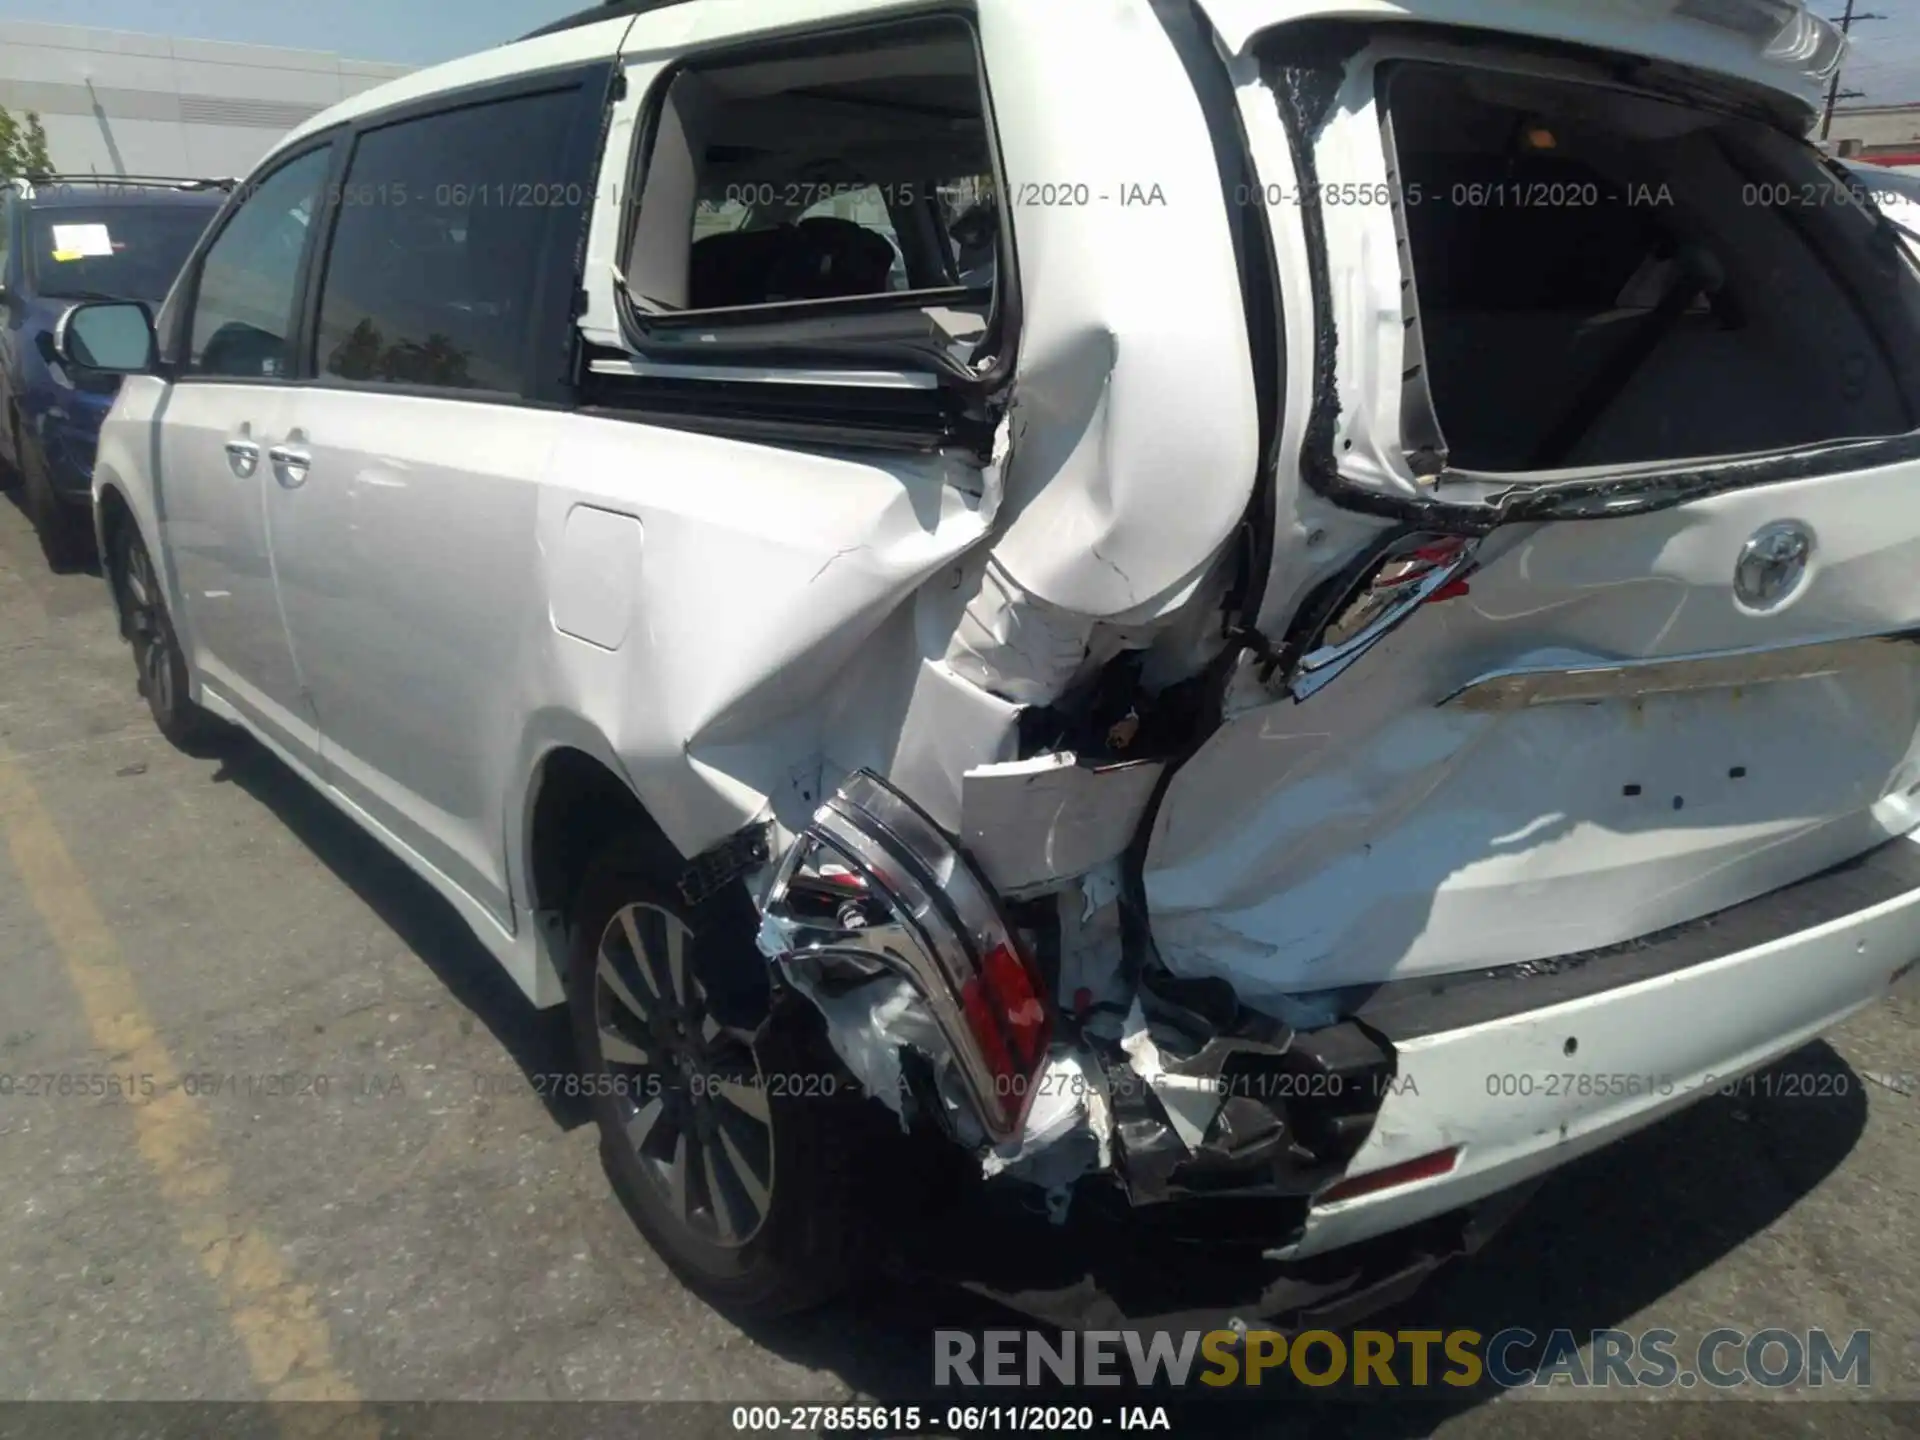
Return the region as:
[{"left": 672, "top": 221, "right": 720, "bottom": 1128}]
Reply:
[
  {"left": 6, "top": 173, "right": 238, "bottom": 195},
  {"left": 518, "top": 0, "right": 695, "bottom": 43}
]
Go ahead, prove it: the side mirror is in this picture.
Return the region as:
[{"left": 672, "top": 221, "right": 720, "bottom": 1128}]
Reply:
[{"left": 55, "top": 300, "right": 157, "bottom": 375}]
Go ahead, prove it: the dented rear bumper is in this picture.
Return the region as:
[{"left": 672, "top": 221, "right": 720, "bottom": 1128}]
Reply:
[
  {"left": 757, "top": 772, "right": 1918, "bottom": 1320},
  {"left": 1286, "top": 830, "right": 1920, "bottom": 1260}
]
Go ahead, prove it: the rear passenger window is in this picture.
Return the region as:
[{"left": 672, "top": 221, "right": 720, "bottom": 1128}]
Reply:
[
  {"left": 313, "top": 89, "right": 581, "bottom": 395},
  {"left": 622, "top": 18, "right": 996, "bottom": 339}
]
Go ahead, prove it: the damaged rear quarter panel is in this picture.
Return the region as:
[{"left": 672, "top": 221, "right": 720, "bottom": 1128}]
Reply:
[
  {"left": 555, "top": 0, "right": 1272, "bottom": 869},
  {"left": 528, "top": 415, "right": 1006, "bottom": 856},
  {"left": 972, "top": 0, "right": 1262, "bottom": 624}
]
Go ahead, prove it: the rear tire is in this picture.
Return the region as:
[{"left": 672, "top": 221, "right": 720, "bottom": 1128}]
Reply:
[
  {"left": 115, "top": 522, "right": 220, "bottom": 751},
  {"left": 568, "top": 837, "right": 866, "bottom": 1315}
]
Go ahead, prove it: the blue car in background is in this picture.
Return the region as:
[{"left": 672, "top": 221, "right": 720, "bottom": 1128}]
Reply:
[{"left": 0, "top": 176, "right": 228, "bottom": 568}]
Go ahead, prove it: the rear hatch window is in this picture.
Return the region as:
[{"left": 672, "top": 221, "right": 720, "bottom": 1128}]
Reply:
[
  {"left": 1256, "top": 29, "right": 1920, "bottom": 507},
  {"left": 1389, "top": 62, "right": 1920, "bottom": 474}
]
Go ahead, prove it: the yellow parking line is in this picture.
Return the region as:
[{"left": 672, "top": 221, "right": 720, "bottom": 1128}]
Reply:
[{"left": 0, "top": 748, "right": 377, "bottom": 1434}]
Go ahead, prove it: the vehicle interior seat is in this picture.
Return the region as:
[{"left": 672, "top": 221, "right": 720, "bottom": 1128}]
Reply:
[
  {"left": 688, "top": 224, "right": 795, "bottom": 308},
  {"left": 766, "top": 217, "right": 897, "bottom": 301}
]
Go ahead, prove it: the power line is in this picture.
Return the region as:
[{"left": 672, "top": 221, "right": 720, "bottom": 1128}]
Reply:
[{"left": 1825, "top": 2, "right": 1892, "bottom": 138}]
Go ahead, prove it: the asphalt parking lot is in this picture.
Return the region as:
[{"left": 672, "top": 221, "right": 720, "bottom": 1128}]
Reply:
[{"left": 0, "top": 487, "right": 1916, "bottom": 1440}]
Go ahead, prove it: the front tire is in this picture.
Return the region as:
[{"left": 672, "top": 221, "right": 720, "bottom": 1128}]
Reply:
[
  {"left": 115, "top": 523, "right": 220, "bottom": 750},
  {"left": 568, "top": 839, "right": 865, "bottom": 1315}
]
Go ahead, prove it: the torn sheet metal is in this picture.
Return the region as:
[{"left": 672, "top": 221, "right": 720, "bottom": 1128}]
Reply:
[
  {"left": 960, "top": 753, "right": 1166, "bottom": 895},
  {"left": 1107, "top": 998, "right": 1396, "bottom": 1210},
  {"left": 1055, "top": 864, "right": 1131, "bottom": 1023},
  {"left": 775, "top": 968, "right": 959, "bottom": 1129},
  {"left": 1118, "top": 1000, "right": 1225, "bottom": 1151},
  {"left": 980, "top": 1050, "right": 1114, "bottom": 1191}
]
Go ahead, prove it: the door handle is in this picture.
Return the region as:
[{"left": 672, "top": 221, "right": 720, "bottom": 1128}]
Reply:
[
  {"left": 224, "top": 437, "right": 259, "bottom": 478},
  {"left": 268, "top": 443, "right": 311, "bottom": 488}
]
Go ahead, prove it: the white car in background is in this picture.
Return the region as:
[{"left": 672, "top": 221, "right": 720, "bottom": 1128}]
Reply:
[
  {"left": 1848, "top": 159, "right": 1920, "bottom": 253},
  {"left": 52, "top": 0, "right": 1920, "bottom": 1328}
]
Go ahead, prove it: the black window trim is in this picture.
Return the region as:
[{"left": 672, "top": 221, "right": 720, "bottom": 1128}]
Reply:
[
  {"left": 295, "top": 60, "right": 618, "bottom": 410},
  {"left": 609, "top": 7, "right": 1022, "bottom": 401},
  {"left": 171, "top": 133, "right": 348, "bottom": 388}
]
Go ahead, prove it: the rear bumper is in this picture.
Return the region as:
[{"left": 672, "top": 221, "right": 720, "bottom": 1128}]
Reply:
[
  {"left": 947, "top": 834, "right": 1919, "bottom": 1330},
  {"left": 770, "top": 774, "right": 1918, "bottom": 1327},
  {"left": 1285, "top": 832, "right": 1920, "bottom": 1258}
]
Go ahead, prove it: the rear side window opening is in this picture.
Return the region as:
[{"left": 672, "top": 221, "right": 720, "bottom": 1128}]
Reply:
[
  {"left": 614, "top": 16, "right": 1005, "bottom": 377},
  {"left": 1300, "top": 41, "right": 1920, "bottom": 484}
]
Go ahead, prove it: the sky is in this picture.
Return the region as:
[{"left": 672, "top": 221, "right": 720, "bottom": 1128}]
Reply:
[
  {"left": 7, "top": 0, "right": 1920, "bottom": 103},
  {"left": 1829, "top": 0, "right": 1920, "bottom": 106},
  {"left": 0, "top": 0, "right": 567, "bottom": 65}
]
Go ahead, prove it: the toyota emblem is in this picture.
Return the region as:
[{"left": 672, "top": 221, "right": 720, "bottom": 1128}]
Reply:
[{"left": 1734, "top": 522, "right": 1813, "bottom": 611}]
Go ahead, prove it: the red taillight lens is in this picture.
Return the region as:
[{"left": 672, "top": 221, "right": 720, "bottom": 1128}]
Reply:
[
  {"left": 960, "top": 975, "right": 1018, "bottom": 1084},
  {"left": 978, "top": 941, "right": 1052, "bottom": 1072},
  {"left": 760, "top": 770, "right": 1056, "bottom": 1142},
  {"left": 957, "top": 941, "right": 1053, "bottom": 1100},
  {"left": 1317, "top": 1146, "right": 1460, "bottom": 1205}
]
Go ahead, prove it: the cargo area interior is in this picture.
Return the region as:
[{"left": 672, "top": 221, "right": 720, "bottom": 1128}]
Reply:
[
  {"left": 621, "top": 20, "right": 997, "bottom": 353},
  {"left": 1387, "top": 61, "right": 1920, "bottom": 474}
]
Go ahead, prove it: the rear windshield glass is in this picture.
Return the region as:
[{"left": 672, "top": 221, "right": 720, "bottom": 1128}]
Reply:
[
  {"left": 28, "top": 203, "right": 217, "bottom": 304},
  {"left": 1383, "top": 63, "right": 1920, "bottom": 473}
]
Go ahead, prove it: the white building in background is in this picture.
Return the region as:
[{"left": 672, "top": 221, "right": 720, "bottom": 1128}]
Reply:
[{"left": 0, "top": 20, "right": 411, "bottom": 180}]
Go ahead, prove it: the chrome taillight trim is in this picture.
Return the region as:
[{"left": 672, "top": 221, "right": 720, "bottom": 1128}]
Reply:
[
  {"left": 1292, "top": 536, "right": 1479, "bottom": 702},
  {"left": 759, "top": 770, "right": 1046, "bottom": 1143}
]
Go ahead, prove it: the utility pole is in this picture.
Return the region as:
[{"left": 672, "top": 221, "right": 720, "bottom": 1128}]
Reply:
[{"left": 1822, "top": 0, "right": 1886, "bottom": 142}]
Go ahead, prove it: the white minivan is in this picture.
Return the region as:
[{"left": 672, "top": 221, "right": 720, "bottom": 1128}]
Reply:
[{"left": 58, "top": 0, "right": 1920, "bottom": 1326}]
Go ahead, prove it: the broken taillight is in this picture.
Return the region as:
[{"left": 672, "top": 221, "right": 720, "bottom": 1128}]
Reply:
[
  {"left": 1292, "top": 534, "right": 1479, "bottom": 701},
  {"left": 1324, "top": 536, "right": 1475, "bottom": 648},
  {"left": 758, "top": 770, "right": 1054, "bottom": 1142}
]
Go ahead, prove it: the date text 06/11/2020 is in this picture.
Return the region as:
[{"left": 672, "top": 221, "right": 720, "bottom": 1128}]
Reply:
[{"left": 728, "top": 1406, "right": 1173, "bottom": 1433}]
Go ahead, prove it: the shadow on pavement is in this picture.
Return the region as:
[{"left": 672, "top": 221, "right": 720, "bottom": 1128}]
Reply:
[
  {"left": 207, "top": 733, "right": 590, "bottom": 1131},
  {"left": 0, "top": 482, "right": 104, "bottom": 579}
]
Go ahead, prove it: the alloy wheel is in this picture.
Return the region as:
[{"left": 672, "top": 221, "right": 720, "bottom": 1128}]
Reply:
[
  {"left": 592, "top": 901, "right": 775, "bottom": 1248},
  {"left": 121, "top": 538, "right": 175, "bottom": 718}
]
